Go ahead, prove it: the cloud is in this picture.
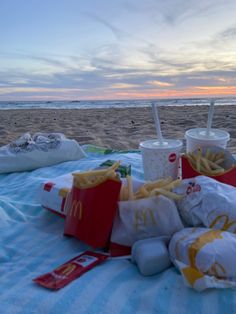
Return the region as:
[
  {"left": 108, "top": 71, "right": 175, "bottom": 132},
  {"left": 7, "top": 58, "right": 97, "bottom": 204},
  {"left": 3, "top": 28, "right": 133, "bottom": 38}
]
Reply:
[
  {"left": 110, "top": 83, "right": 139, "bottom": 89},
  {"left": 84, "top": 12, "right": 130, "bottom": 41},
  {"left": 1, "top": 33, "right": 236, "bottom": 101},
  {"left": 122, "top": 0, "right": 227, "bottom": 26},
  {"left": 148, "top": 80, "right": 174, "bottom": 87},
  {"left": 0, "top": 52, "right": 65, "bottom": 68},
  {"left": 217, "top": 25, "right": 236, "bottom": 41}
]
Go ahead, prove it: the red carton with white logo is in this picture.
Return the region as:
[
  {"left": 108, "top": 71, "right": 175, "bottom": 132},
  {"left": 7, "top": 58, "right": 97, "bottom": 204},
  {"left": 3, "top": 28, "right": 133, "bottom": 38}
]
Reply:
[{"left": 64, "top": 175, "right": 121, "bottom": 248}]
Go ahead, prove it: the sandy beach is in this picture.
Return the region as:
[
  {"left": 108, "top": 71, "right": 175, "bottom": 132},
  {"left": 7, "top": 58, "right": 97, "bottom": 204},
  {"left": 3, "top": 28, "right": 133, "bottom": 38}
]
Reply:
[{"left": 0, "top": 105, "right": 236, "bottom": 153}]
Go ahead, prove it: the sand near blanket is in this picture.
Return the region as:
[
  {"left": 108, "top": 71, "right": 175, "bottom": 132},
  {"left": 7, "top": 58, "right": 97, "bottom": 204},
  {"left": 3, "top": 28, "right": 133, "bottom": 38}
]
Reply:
[{"left": 0, "top": 105, "right": 235, "bottom": 153}]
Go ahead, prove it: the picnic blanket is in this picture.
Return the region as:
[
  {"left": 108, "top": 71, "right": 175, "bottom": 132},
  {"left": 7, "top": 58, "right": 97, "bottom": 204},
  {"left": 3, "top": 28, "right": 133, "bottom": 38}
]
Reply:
[{"left": 0, "top": 145, "right": 235, "bottom": 314}]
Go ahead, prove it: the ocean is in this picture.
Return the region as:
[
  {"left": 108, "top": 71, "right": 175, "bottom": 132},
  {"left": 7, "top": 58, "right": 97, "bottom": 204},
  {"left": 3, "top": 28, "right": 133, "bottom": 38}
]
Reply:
[{"left": 0, "top": 97, "right": 236, "bottom": 110}]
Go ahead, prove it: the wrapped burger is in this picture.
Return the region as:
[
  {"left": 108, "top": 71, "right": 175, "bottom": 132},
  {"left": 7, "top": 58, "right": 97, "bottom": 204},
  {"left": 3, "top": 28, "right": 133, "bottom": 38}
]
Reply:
[
  {"left": 174, "top": 176, "right": 236, "bottom": 233},
  {"left": 169, "top": 227, "right": 236, "bottom": 291}
]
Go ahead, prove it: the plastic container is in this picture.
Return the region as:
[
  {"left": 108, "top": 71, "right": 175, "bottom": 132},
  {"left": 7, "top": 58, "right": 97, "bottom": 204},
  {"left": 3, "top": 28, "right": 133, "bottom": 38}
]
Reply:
[
  {"left": 185, "top": 128, "right": 230, "bottom": 153},
  {"left": 139, "top": 139, "right": 183, "bottom": 181},
  {"left": 131, "top": 237, "right": 171, "bottom": 276}
]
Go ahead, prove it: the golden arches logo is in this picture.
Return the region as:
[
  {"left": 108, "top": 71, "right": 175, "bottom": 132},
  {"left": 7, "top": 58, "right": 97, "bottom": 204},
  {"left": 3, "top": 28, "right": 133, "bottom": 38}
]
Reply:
[
  {"left": 56, "top": 263, "right": 77, "bottom": 277},
  {"left": 134, "top": 208, "right": 157, "bottom": 231},
  {"left": 209, "top": 214, "right": 236, "bottom": 233},
  {"left": 188, "top": 230, "right": 223, "bottom": 269},
  {"left": 69, "top": 200, "right": 83, "bottom": 220}
]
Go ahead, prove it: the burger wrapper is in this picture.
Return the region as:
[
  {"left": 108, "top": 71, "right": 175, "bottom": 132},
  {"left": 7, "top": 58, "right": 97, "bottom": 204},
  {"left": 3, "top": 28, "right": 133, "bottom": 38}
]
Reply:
[
  {"left": 169, "top": 227, "right": 236, "bottom": 291},
  {"left": 110, "top": 195, "right": 183, "bottom": 256},
  {"left": 174, "top": 176, "right": 236, "bottom": 232}
]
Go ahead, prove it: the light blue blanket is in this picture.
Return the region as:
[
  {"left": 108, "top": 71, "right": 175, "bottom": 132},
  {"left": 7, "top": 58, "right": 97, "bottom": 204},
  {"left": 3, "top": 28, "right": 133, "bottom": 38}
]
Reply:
[{"left": 0, "top": 145, "right": 235, "bottom": 314}]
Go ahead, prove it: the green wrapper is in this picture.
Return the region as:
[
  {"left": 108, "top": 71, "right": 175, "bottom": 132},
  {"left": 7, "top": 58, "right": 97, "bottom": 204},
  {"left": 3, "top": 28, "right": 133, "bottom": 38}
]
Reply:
[{"left": 98, "top": 160, "right": 131, "bottom": 178}]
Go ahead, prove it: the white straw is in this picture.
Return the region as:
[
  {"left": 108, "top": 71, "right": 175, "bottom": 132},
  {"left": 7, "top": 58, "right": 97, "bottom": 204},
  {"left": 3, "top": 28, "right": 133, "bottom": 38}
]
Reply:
[
  {"left": 206, "top": 100, "right": 215, "bottom": 137},
  {"left": 151, "top": 103, "right": 164, "bottom": 145}
]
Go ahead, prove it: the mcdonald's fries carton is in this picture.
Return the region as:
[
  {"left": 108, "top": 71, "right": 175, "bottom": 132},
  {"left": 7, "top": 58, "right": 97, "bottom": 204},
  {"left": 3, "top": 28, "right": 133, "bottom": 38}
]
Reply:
[
  {"left": 181, "top": 147, "right": 236, "bottom": 187},
  {"left": 39, "top": 160, "right": 129, "bottom": 218},
  {"left": 169, "top": 228, "right": 236, "bottom": 291},
  {"left": 64, "top": 163, "right": 122, "bottom": 248},
  {"left": 174, "top": 176, "right": 236, "bottom": 233}
]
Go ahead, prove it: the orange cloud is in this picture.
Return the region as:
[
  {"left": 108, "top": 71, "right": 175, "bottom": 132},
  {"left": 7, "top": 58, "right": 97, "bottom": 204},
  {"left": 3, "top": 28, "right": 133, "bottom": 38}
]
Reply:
[
  {"left": 114, "top": 86, "right": 236, "bottom": 99},
  {"left": 110, "top": 83, "right": 139, "bottom": 89},
  {"left": 1, "top": 85, "right": 236, "bottom": 101}
]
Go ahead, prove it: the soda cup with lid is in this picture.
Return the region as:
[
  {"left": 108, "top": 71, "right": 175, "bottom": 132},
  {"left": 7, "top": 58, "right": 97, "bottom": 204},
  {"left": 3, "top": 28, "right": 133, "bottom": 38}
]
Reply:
[{"left": 140, "top": 139, "right": 183, "bottom": 181}]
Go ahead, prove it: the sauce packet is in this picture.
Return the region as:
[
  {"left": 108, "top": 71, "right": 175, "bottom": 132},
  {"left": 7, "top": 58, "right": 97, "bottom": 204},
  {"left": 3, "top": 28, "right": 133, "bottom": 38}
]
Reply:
[{"left": 33, "top": 251, "right": 109, "bottom": 290}]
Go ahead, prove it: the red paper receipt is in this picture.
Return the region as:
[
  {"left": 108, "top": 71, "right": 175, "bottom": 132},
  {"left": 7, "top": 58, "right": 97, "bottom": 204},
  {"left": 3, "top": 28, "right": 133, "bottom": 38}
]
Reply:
[{"left": 33, "top": 251, "right": 109, "bottom": 290}]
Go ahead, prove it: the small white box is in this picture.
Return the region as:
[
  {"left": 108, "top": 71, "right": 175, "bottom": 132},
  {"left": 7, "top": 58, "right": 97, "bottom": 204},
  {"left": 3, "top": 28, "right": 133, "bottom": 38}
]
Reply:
[{"left": 131, "top": 237, "right": 171, "bottom": 276}]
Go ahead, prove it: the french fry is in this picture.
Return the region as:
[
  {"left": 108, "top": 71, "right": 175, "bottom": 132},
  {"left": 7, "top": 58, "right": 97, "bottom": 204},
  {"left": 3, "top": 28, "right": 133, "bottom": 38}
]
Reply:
[
  {"left": 201, "top": 157, "right": 212, "bottom": 171},
  {"left": 134, "top": 186, "right": 149, "bottom": 200},
  {"left": 185, "top": 148, "right": 228, "bottom": 176},
  {"left": 149, "top": 188, "right": 183, "bottom": 200},
  {"left": 119, "top": 185, "right": 124, "bottom": 201},
  {"left": 207, "top": 159, "right": 224, "bottom": 170},
  {"left": 131, "top": 177, "right": 183, "bottom": 201},
  {"left": 205, "top": 148, "right": 211, "bottom": 160},
  {"left": 214, "top": 158, "right": 224, "bottom": 165},
  {"left": 212, "top": 152, "right": 224, "bottom": 162},
  {"left": 72, "top": 161, "right": 121, "bottom": 189},
  {"left": 127, "top": 175, "right": 134, "bottom": 200},
  {"left": 159, "top": 179, "right": 182, "bottom": 191},
  {"left": 143, "top": 177, "right": 173, "bottom": 191}
]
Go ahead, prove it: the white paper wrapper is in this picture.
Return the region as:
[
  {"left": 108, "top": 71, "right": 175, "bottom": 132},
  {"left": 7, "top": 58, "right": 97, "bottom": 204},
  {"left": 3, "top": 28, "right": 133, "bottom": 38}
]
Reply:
[
  {"left": 111, "top": 194, "right": 183, "bottom": 247},
  {"left": 174, "top": 176, "right": 236, "bottom": 233},
  {"left": 39, "top": 173, "right": 73, "bottom": 217},
  {"left": 169, "top": 227, "right": 236, "bottom": 291}
]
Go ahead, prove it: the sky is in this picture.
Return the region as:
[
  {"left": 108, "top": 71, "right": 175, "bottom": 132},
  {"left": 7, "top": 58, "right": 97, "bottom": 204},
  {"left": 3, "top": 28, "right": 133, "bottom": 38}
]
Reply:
[{"left": 1, "top": 0, "right": 236, "bottom": 101}]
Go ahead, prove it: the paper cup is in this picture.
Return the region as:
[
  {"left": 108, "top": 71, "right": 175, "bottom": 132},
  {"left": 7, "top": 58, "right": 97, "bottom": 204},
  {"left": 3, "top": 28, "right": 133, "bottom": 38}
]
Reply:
[
  {"left": 139, "top": 139, "right": 183, "bottom": 181},
  {"left": 185, "top": 128, "right": 230, "bottom": 153}
]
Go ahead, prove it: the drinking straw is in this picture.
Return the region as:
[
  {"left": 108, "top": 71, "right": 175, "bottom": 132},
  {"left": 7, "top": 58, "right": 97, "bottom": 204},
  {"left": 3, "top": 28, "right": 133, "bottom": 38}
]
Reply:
[
  {"left": 151, "top": 103, "right": 164, "bottom": 145},
  {"left": 206, "top": 100, "right": 215, "bottom": 137}
]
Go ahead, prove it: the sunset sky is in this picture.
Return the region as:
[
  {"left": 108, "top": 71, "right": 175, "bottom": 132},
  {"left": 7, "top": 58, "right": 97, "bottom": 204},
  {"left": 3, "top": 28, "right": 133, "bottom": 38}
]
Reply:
[{"left": 1, "top": 0, "right": 236, "bottom": 101}]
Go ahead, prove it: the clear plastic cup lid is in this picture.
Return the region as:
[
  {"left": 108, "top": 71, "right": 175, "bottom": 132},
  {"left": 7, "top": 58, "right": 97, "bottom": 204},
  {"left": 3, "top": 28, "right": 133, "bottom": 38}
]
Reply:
[
  {"left": 139, "top": 139, "right": 183, "bottom": 149},
  {"left": 185, "top": 128, "right": 230, "bottom": 140}
]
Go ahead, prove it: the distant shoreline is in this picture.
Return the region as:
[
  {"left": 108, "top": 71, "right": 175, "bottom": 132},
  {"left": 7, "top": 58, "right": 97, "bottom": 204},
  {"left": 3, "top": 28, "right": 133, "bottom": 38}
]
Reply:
[{"left": 0, "top": 97, "right": 236, "bottom": 110}]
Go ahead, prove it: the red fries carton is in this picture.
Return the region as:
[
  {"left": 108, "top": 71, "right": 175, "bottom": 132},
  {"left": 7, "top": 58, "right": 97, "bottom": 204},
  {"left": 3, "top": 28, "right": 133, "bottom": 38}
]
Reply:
[
  {"left": 64, "top": 165, "right": 122, "bottom": 248},
  {"left": 181, "top": 155, "right": 236, "bottom": 187},
  {"left": 33, "top": 251, "right": 108, "bottom": 290}
]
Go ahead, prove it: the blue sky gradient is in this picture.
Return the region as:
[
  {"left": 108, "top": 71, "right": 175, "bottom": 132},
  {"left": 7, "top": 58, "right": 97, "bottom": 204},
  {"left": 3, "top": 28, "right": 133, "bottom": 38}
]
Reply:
[{"left": 1, "top": 0, "right": 236, "bottom": 100}]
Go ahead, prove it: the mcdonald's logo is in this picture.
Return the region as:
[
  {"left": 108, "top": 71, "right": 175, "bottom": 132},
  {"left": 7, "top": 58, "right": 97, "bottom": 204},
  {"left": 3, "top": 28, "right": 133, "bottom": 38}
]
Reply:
[
  {"left": 209, "top": 214, "right": 236, "bottom": 233},
  {"left": 134, "top": 208, "right": 157, "bottom": 231},
  {"left": 56, "top": 263, "right": 77, "bottom": 277},
  {"left": 188, "top": 230, "right": 222, "bottom": 269},
  {"left": 69, "top": 200, "right": 83, "bottom": 220}
]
